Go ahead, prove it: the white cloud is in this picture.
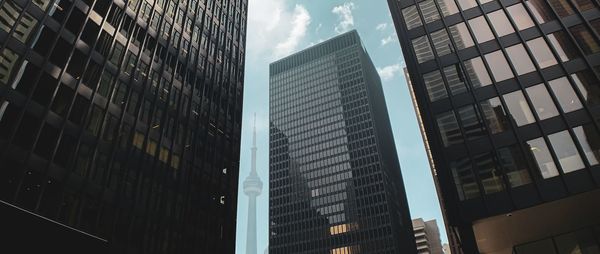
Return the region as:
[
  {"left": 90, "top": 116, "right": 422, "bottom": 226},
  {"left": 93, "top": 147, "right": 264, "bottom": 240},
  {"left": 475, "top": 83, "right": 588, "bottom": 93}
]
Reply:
[
  {"left": 377, "top": 63, "right": 404, "bottom": 81},
  {"left": 376, "top": 23, "right": 388, "bottom": 31},
  {"left": 316, "top": 23, "right": 323, "bottom": 33},
  {"left": 332, "top": 2, "right": 356, "bottom": 34},
  {"left": 247, "top": 0, "right": 311, "bottom": 61},
  {"left": 381, "top": 32, "right": 396, "bottom": 46}
]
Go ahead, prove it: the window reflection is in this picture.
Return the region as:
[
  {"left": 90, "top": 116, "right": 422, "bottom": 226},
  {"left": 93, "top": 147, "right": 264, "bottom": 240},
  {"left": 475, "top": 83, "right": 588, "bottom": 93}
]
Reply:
[
  {"left": 484, "top": 50, "right": 513, "bottom": 82},
  {"left": 515, "top": 239, "right": 558, "bottom": 254},
  {"left": 474, "top": 153, "right": 505, "bottom": 194},
  {"left": 548, "top": 130, "right": 585, "bottom": 173},
  {"left": 504, "top": 90, "right": 535, "bottom": 126},
  {"left": 458, "top": 105, "right": 486, "bottom": 140},
  {"left": 480, "top": 97, "right": 509, "bottom": 134},
  {"left": 424, "top": 70, "right": 447, "bottom": 101},
  {"left": 547, "top": 31, "right": 580, "bottom": 62},
  {"left": 571, "top": 0, "right": 597, "bottom": 12},
  {"left": 402, "top": 5, "right": 423, "bottom": 30},
  {"left": 465, "top": 57, "right": 492, "bottom": 88},
  {"left": 571, "top": 71, "right": 600, "bottom": 108},
  {"left": 451, "top": 158, "right": 480, "bottom": 200},
  {"left": 506, "top": 44, "right": 536, "bottom": 75},
  {"left": 507, "top": 3, "right": 534, "bottom": 30},
  {"left": 526, "top": 137, "right": 559, "bottom": 178},
  {"left": 437, "top": 110, "right": 462, "bottom": 147},
  {"left": 526, "top": 0, "right": 555, "bottom": 24},
  {"left": 437, "top": 0, "right": 459, "bottom": 16},
  {"left": 412, "top": 35, "right": 435, "bottom": 63},
  {"left": 573, "top": 124, "right": 600, "bottom": 166},
  {"left": 419, "top": 0, "right": 441, "bottom": 24},
  {"left": 443, "top": 64, "right": 468, "bottom": 95},
  {"left": 548, "top": 77, "right": 583, "bottom": 113},
  {"left": 431, "top": 29, "right": 453, "bottom": 57},
  {"left": 449, "top": 22, "right": 474, "bottom": 50},
  {"left": 497, "top": 145, "right": 532, "bottom": 187},
  {"left": 570, "top": 24, "right": 600, "bottom": 55},
  {"left": 457, "top": 0, "right": 477, "bottom": 10},
  {"left": 488, "top": 9, "right": 515, "bottom": 37},
  {"left": 526, "top": 84, "right": 559, "bottom": 120},
  {"left": 468, "top": 16, "right": 495, "bottom": 44},
  {"left": 526, "top": 38, "right": 558, "bottom": 69},
  {"left": 548, "top": 0, "right": 576, "bottom": 17}
]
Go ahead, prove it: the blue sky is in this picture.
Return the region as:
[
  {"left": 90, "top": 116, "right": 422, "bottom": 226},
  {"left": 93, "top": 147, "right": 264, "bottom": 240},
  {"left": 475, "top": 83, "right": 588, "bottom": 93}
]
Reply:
[{"left": 235, "top": 0, "right": 447, "bottom": 253}]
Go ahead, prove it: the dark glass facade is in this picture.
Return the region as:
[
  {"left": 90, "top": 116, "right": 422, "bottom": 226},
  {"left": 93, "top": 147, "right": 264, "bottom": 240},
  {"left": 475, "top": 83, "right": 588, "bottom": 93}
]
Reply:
[
  {"left": 0, "top": 0, "right": 246, "bottom": 253},
  {"left": 269, "top": 30, "right": 416, "bottom": 254},
  {"left": 389, "top": 0, "right": 600, "bottom": 253}
]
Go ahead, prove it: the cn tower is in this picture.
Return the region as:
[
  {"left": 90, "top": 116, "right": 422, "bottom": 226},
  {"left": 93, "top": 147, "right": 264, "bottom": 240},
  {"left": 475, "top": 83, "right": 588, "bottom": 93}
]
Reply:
[{"left": 243, "top": 114, "right": 263, "bottom": 254}]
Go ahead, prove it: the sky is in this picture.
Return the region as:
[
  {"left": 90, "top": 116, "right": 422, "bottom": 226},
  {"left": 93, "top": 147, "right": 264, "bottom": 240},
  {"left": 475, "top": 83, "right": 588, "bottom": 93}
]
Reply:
[{"left": 235, "top": 0, "right": 447, "bottom": 253}]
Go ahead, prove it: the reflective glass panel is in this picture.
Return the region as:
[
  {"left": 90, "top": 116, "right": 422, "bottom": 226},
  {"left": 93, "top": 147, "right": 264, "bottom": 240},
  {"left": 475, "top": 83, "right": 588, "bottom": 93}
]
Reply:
[
  {"left": 506, "top": 44, "right": 536, "bottom": 75},
  {"left": 573, "top": 125, "right": 600, "bottom": 166},
  {"left": 548, "top": 77, "right": 583, "bottom": 113},
  {"left": 437, "top": 0, "right": 459, "bottom": 16},
  {"left": 469, "top": 16, "right": 495, "bottom": 44},
  {"left": 419, "top": 0, "right": 441, "bottom": 23},
  {"left": 527, "top": 137, "right": 559, "bottom": 178},
  {"left": 488, "top": 9, "right": 515, "bottom": 37},
  {"left": 431, "top": 29, "right": 453, "bottom": 57},
  {"left": 424, "top": 70, "right": 447, "bottom": 101},
  {"left": 437, "top": 111, "right": 462, "bottom": 147},
  {"left": 555, "top": 229, "right": 600, "bottom": 254},
  {"left": 412, "top": 35, "right": 435, "bottom": 63},
  {"left": 526, "top": 0, "right": 555, "bottom": 24},
  {"left": 403, "top": 5, "right": 423, "bottom": 30},
  {"left": 515, "top": 239, "right": 558, "bottom": 254},
  {"left": 526, "top": 84, "right": 559, "bottom": 120},
  {"left": 458, "top": 105, "right": 486, "bottom": 140},
  {"left": 484, "top": 51, "right": 513, "bottom": 82},
  {"left": 480, "top": 97, "right": 509, "bottom": 134},
  {"left": 497, "top": 145, "right": 532, "bottom": 187},
  {"left": 504, "top": 90, "right": 535, "bottom": 126},
  {"left": 548, "top": 0, "right": 576, "bottom": 17},
  {"left": 526, "top": 38, "right": 558, "bottom": 69},
  {"left": 547, "top": 31, "right": 579, "bottom": 62},
  {"left": 443, "top": 64, "right": 468, "bottom": 95},
  {"left": 451, "top": 158, "right": 480, "bottom": 200},
  {"left": 457, "top": 0, "right": 477, "bottom": 10},
  {"left": 572, "top": 0, "right": 597, "bottom": 11},
  {"left": 571, "top": 71, "right": 600, "bottom": 108},
  {"left": 474, "top": 153, "right": 504, "bottom": 194},
  {"left": 570, "top": 24, "right": 600, "bottom": 54},
  {"left": 464, "top": 57, "right": 492, "bottom": 88},
  {"left": 548, "top": 130, "right": 585, "bottom": 173},
  {"left": 507, "top": 3, "right": 534, "bottom": 30},
  {"left": 449, "top": 22, "right": 474, "bottom": 50}
]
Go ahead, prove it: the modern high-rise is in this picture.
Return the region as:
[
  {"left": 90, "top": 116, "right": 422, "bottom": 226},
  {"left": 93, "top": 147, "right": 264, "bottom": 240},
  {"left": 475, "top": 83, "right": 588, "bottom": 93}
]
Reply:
[
  {"left": 412, "top": 218, "right": 444, "bottom": 254},
  {"left": 0, "top": 0, "right": 247, "bottom": 253},
  {"left": 269, "top": 30, "right": 416, "bottom": 253},
  {"left": 389, "top": 0, "right": 600, "bottom": 253}
]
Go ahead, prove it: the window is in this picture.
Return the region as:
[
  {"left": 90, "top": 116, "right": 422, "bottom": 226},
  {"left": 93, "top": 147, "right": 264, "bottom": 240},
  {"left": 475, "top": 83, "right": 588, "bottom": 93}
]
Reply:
[
  {"left": 423, "top": 70, "right": 447, "bottom": 101},
  {"left": 443, "top": 64, "right": 468, "bottom": 95},
  {"left": 506, "top": 44, "right": 535, "bottom": 75},
  {"left": 419, "top": 0, "right": 440, "bottom": 24},
  {"left": 548, "top": 0, "right": 575, "bottom": 17},
  {"left": 526, "top": 84, "right": 559, "bottom": 120},
  {"left": 437, "top": 0, "right": 459, "bottom": 16},
  {"left": 448, "top": 23, "right": 474, "bottom": 50},
  {"left": 480, "top": 97, "right": 509, "bottom": 134},
  {"left": 474, "top": 153, "right": 504, "bottom": 194},
  {"left": 555, "top": 229, "right": 600, "bottom": 254},
  {"left": 484, "top": 51, "right": 513, "bottom": 82},
  {"left": 571, "top": 71, "right": 600, "bottom": 108},
  {"left": 527, "top": 137, "right": 559, "bottom": 178},
  {"left": 572, "top": 0, "right": 597, "bottom": 11},
  {"left": 526, "top": 38, "right": 557, "bottom": 68},
  {"left": 458, "top": 105, "right": 486, "bottom": 140},
  {"left": 412, "top": 36, "right": 435, "bottom": 63},
  {"left": 431, "top": 29, "right": 453, "bottom": 57},
  {"left": 548, "top": 77, "right": 583, "bottom": 113},
  {"left": 573, "top": 124, "right": 600, "bottom": 166},
  {"left": 570, "top": 24, "right": 600, "bottom": 55},
  {"left": 402, "top": 5, "right": 422, "bottom": 30},
  {"left": 548, "top": 130, "right": 585, "bottom": 173},
  {"left": 437, "top": 111, "right": 462, "bottom": 147},
  {"left": 525, "top": 0, "right": 555, "bottom": 24},
  {"left": 469, "top": 16, "right": 494, "bottom": 44},
  {"left": 451, "top": 158, "right": 480, "bottom": 200},
  {"left": 504, "top": 90, "right": 535, "bottom": 126},
  {"left": 464, "top": 57, "right": 492, "bottom": 88},
  {"left": 488, "top": 9, "right": 515, "bottom": 37},
  {"left": 0, "top": 48, "right": 18, "bottom": 84},
  {"left": 547, "top": 31, "right": 579, "bottom": 62},
  {"left": 507, "top": 3, "right": 534, "bottom": 30},
  {"left": 497, "top": 145, "right": 531, "bottom": 187},
  {"left": 457, "top": 0, "right": 477, "bottom": 10},
  {"left": 515, "top": 239, "right": 557, "bottom": 254}
]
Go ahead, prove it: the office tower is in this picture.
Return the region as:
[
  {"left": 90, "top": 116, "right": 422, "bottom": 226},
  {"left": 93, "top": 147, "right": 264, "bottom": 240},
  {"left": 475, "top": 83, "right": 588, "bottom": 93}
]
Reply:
[
  {"left": 244, "top": 115, "right": 264, "bottom": 254},
  {"left": 269, "top": 30, "right": 416, "bottom": 254},
  {"left": 0, "top": 0, "right": 247, "bottom": 253},
  {"left": 412, "top": 218, "right": 444, "bottom": 254},
  {"left": 388, "top": 0, "right": 600, "bottom": 253}
]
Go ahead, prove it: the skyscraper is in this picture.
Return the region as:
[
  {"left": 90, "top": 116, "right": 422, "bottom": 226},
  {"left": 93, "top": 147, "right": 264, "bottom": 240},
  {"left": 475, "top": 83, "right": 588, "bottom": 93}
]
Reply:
[
  {"left": 388, "top": 0, "right": 600, "bottom": 253},
  {"left": 412, "top": 218, "right": 444, "bottom": 254},
  {"left": 0, "top": 0, "right": 247, "bottom": 253},
  {"left": 244, "top": 114, "right": 263, "bottom": 254},
  {"left": 269, "top": 30, "right": 416, "bottom": 253}
]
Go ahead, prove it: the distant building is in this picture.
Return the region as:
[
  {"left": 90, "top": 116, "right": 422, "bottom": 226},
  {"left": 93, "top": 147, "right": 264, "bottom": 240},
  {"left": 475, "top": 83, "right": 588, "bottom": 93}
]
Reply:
[
  {"left": 443, "top": 244, "right": 451, "bottom": 254},
  {"left": 412, "top": 218, "right": 443, "bottom": 254},
  {"left": 269, "top": 30, "right": 416, "bottom": 253}
]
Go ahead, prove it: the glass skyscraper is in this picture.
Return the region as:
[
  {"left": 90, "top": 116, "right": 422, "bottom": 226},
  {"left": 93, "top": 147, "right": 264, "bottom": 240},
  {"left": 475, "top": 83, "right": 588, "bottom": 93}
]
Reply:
[
  {"left": 269, "top": 30, "right": 416, "bottom": 254},
  {"left": 0, "top": 0, "right": 246, "bottom": 253},
  {"left": 389, "top": 0, "right": 600, "bottom": 253}
]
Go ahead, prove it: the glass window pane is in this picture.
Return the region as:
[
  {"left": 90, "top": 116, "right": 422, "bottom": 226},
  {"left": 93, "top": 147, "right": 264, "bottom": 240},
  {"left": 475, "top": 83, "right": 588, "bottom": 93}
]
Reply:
[
  {"left": 465, "top": 57, "right": 492, "bottom": 88},
  {"left": 571, "top": 71, "right": 600, "bottom": 108},
  {"left": 506, "top": 44, "right": 536, "bottom": 75},
  {"left": 591, "top": 19, "right": 600, "bottom": 37},
  {"left": 488, "top": 9, "right": 515, "bottom": 37},
  {"left": 484, "top": 51, "right": 513, "bottom": 82},
  {"left": 412, "top": 35, "right": 435, "bottom": 63},
  {"left": 504, "top": 90, "right": 535, "bottom": 126},
  {"left": 526, "top": 84, "right": 559, "bottom": 120},
  {"left": 457, "top": 0, "right": 477, "bottom": 10},
  {"left": 431, "top": 29, "right": 453, "bottom": 57},
  {"left": 443, "top": 64, "right": 468, "bottom": 95},
  {"left": 570, "top": 24, "right": 600, "bottom": 55},
  {"left": 437, "top": 0, "right": 459, "bottom": 16},
  {"left": 507, "top": 3, "right": 535, "bottom": 30},
  {"left": 419, "top": 0, "right": 441, "bottom": 24},
  {"left": 555, "top": 229, "right": 600, "bottom": 254},
  {"left": 526, "top": 38, "right": 558, "bottom": 69},
  {"left": 474, "top": 153, "right": 504, "bottom": 194},
  {"left": 451, "top": 158, "right": 480, "bottom": 200},
  {"left": 548, "top": 130, "right": 585, "bottom": 173},
  {"left": 549, "top": 0, "right": 576, "bottom": 17},
  {"left": 526, "top": 0, "right": 555, "bottom": 24},
  {"left": 573, "top": 125, "right": 600, "bottom": 166},
  {"left": 547, "top": 31, "right": 580, "bottom": 62},
  {"left": 449, "top": 22, "right": 474, "bottom": 50},
  {"left": 458, "top": 105, "right": 486, "bottom": 140},
  {"left": 469, "top": 16, "right": 495, "bottom": 44},
  {"left": 573, "top": 0, "right": 597, "bottom": 11},
  {"left": 497, "top": 145, "right": 532, "bottom": 187},
  {"left": 515, "top": 239, "right": 558, "bottom": 254},
  {"left": 424, "top": 70, "right": 448, "bottom": 101},
  {"left": 480, "top": 97, "right": 509, "bottom": 134},
  {"left": 527, "top": 137, "right": 559, "bottom": 178},
  {"left": 437, "top": 111, "right": 462, "bottom": 147},
  {"left": 548, "top": 77, "right": 583, "bottom": 113},
  {"left": 403, "top": 5, "right": 423, "bottom": 30}
]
